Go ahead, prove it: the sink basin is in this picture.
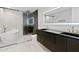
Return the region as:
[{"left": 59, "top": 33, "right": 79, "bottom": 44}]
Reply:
[
  {"left": 41, "top": 29, "right": 48, "bottom": 30},
  {"left": 61, "top": 32, "right": 79, "bottom": 37}
]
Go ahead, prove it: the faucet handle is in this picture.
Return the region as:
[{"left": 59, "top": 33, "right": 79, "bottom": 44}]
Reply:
[{"left": 71, "top": 26, "right": 73, "bottom": 33}]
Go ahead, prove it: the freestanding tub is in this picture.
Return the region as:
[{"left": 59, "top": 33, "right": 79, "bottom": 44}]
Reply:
[{"left": 0, "top": 29, "right": 19, "bottom": 44}]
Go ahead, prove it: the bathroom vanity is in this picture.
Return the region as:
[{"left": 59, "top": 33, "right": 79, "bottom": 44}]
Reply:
[
  {"left": 37, "top": 29, "right": 79, "bottom": 52},
  {"left": 37, "top": 29, "right": 56, "bottom": 51},
  {"left": 37, "top": 7, "right": 79, "bottom": 52}
]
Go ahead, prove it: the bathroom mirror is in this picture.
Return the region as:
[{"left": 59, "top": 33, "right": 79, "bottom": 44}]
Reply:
[
  {"left": 44, "top": 7, "right": 72, "bottom": 24},
  {"left": 44, "top": 7, "right": 79, "bottom": 25},
  {"left": 27, "top": 17, "right": 34, "bottom": 25}
]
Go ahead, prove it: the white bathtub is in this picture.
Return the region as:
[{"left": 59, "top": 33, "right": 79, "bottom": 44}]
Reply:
[{"left": 0, "top": 29, "right": 19, "bottom": 44}]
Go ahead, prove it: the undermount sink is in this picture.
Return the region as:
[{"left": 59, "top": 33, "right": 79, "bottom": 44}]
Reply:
[
  {"left": 41, "top": 29, "right": 48, "bottom": 30},
  {"left": 61, "top": 32, "right": 79, "bottom": 37}
]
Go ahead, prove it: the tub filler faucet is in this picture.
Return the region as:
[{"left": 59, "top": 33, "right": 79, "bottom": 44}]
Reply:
[{"left": 2, "top": 24, "right": 7, "bottom": 33}]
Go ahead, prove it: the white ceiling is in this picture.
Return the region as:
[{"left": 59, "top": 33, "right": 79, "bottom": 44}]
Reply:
[
  {"left": 11, "top": 7, "right": 55, "bottom": 13},
  {"left": 11, "top": 7, "right": 38, "bottom": 12}
]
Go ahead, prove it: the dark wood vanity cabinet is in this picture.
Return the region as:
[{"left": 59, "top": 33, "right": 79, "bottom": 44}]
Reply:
[
  {"left": 56, "top": 35, "right": 68, "bottom": 52},
  {"left": 37, "top": 30, "right": 56, "bottom": 51},
  {"left": 56, "top": 35, "right": 79, "bottom": 52},
  {"left": 37, "top": 30, "right": 67, "bottom": 52},
  {"left": 44, "top": 32, "right": 56, "bottom": 51},
  {"left": 37, "top": 30, "right": 45, "bottom": 44},
  {"left": 37, "top": 30, "right": 79, "bottom": 52},
  {"left": 67, "top": 38, "right": 79, "bottom": 52}
]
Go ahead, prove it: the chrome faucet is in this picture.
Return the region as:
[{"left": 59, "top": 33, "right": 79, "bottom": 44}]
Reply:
[{"left": 71, "top": 26, "right": 74, "bottom": 33}]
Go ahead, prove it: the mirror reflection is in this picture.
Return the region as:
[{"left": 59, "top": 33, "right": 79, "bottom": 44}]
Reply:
[{"left": 44, "top": 7, "right": 79, "bottom": 23}]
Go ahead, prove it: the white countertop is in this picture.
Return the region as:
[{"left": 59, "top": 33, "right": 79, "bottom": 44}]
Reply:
[
  {"left": 41, "top": 29, "right": 79, "bottom": 39},
  {"left": 44, "top": 29, "right": 62, "bottom": 34}
]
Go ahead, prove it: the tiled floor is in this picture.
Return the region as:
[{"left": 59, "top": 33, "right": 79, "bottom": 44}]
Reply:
[{"left": 0, "top": 35, "right": 50, "bottom": 52}]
